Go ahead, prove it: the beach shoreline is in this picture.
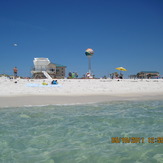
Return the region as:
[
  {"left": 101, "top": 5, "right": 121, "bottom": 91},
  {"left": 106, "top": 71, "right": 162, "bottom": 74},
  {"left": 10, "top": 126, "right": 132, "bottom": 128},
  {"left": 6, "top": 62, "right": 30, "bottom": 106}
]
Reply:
[{"left": 0, "top": 93, "right": 163, "bottom": 108}]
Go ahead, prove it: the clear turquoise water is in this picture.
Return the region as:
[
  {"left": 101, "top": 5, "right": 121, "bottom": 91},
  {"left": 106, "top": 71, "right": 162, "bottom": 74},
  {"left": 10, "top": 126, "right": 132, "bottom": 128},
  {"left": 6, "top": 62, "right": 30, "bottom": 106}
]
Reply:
[{"left": 0, "top": 101, "right": 163, "bottom": 163}]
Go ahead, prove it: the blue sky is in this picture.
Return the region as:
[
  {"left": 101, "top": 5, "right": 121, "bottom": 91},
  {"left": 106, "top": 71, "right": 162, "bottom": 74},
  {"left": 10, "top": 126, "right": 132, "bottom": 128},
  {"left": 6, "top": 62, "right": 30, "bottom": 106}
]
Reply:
[{"left": 0, "top": 0, "right": 163, "bottom": 78}]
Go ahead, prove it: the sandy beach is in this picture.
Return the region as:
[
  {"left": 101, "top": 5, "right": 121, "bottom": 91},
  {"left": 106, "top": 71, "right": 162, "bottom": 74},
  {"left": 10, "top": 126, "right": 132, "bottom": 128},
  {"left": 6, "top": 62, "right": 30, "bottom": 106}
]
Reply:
[{"left": 0, "top": 77, "right": 163, "bottom": 107}]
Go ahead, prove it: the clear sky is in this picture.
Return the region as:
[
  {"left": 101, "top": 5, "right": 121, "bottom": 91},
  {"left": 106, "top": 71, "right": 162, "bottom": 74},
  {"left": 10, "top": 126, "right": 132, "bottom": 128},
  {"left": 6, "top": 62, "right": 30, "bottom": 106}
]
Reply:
[{"left": 0, "top": 0, "right": 163, "bottom": 78}]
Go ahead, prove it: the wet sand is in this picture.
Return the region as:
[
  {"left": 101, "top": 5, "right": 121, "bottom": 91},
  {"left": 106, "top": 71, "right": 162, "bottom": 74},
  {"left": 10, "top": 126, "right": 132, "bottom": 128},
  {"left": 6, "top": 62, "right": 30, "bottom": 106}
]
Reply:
[{"left": 1, "top": 93, "right": 163, "bottom": 108}]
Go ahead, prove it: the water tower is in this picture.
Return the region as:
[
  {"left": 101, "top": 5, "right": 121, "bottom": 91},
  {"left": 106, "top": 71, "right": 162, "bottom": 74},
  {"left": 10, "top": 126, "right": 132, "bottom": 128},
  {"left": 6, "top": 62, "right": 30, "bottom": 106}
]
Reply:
[{"left": 85, "top": 48, "right": 94, "bottom": 77}]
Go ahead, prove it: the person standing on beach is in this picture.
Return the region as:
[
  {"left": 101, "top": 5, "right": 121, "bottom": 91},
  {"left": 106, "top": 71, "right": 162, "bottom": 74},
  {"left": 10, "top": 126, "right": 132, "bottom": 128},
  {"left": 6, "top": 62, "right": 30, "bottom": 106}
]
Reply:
[{"left": 13, "top": 67, "right": 18, "bottom": 78}]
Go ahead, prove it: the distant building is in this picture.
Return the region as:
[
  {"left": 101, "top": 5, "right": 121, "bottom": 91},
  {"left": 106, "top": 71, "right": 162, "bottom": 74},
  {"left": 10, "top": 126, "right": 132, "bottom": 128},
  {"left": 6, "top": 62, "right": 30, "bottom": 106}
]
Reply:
[
  {"left": 55, "top": 63, "right": 67, "bottom": 78},
  {"left": 31, "top": 58, "right": 66, "bottom": 79},
  {"left": 137, "top": 71, "right": 160, "bottom": 79}
]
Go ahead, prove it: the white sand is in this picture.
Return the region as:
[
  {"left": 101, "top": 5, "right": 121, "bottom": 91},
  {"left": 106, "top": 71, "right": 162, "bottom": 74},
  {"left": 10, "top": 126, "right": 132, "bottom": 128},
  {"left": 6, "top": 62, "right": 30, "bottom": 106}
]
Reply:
[{"left": 0, "top": 77, "right": 163, "bottom": 107}]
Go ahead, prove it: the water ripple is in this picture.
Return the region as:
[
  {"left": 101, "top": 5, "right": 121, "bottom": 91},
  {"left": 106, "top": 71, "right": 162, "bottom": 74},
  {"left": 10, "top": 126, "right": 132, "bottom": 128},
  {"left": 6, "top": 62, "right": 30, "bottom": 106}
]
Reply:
[{"left": 0, "top": 100, "right": 163, "bottom": 163}]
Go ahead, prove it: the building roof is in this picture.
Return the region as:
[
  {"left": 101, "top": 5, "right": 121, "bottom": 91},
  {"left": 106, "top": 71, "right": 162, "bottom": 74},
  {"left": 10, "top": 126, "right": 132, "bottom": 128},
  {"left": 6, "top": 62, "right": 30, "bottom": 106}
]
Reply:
[
  {"left": 140, "top": 71, "right": 159, "bottom": 74},
  {"left": 53, "top": 63, "right": 66, "bottom": 68}
]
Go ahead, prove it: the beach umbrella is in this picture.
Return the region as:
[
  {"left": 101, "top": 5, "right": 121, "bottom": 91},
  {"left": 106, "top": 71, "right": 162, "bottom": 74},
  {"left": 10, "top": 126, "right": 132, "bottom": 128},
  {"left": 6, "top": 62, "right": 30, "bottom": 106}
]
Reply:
[
  {"left": 115, "top": 67, "right": 127, "bottom": 78},
  {"left": 115, "top": 67, "right": 127, "bottom": 71}
]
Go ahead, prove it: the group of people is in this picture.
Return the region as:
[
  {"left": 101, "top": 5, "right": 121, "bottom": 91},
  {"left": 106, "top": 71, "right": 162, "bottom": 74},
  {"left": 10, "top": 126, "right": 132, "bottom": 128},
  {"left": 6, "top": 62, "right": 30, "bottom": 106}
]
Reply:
[
  {"left": 68, "top": 72, "right": 78, "bottom": 78},
  {"left": 110, "top": 73, "right": 123, "bottom": 79}
]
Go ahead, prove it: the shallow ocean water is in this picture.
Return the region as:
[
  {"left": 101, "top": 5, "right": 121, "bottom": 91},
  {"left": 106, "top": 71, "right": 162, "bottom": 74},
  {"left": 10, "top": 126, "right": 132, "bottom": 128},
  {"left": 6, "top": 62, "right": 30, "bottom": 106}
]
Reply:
[{"left": 0, "top": 100, "right": 163, "bottom": 163}]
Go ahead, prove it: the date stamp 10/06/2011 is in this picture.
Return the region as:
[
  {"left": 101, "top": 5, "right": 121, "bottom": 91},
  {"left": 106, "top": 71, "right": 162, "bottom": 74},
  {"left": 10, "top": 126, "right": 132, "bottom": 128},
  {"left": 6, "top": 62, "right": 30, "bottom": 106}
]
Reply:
[{"left": 111, "top": 137, "right": 163, "bottom": 144}]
